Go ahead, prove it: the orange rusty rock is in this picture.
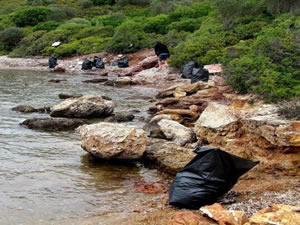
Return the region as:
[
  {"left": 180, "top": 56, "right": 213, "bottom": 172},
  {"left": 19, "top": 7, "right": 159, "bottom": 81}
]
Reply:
[
  {"left": 168, "top": 211, "right": 217, "bottom": 225},
  {"left": 200, "top": 203, "right": 249, "bottom": 225}
]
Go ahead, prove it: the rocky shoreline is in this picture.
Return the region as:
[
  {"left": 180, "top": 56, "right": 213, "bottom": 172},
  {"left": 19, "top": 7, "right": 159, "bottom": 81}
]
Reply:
[{"left": 3, "top": 50, "right": 299, "bottom": 225}]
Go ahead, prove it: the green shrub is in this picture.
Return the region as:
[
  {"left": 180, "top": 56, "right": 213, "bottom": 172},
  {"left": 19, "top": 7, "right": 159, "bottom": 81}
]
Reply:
[
  {"left": 106, "top": 20, "right": 147, "bottom": 53},
  {"left": 91, "top": 0, "right": 115, "bottom": 6},
  {"left": 65, "top": 18, "right": 91, "bottom": 25},
  {"left": 223, "top": 15, "right": 300, "bottom": 102},
  {"left": 214, "top": 0, "right": 266, "bottom": 28},
  {"left": 233, "top": 21, "right": 268, "bottom": 40},
  {"left": 11, "top": 7, "right": 53, "bottom": 27},
  {"left": 0, "top": 27, "right": 25, "bottom": 50},
  {"left": 0, "top": 15, "right": 15, "bottom": 31},
  {"left": 27, "top": 0, "right": 54, "bottom": 6},
  {"left": 33, "top": 21, "right": 60, "bottom": 31},
  {"left": 169, "top": 16, "right": 225, "bottom": 68},
  {"left": 79, "top": 0, "right": 94, "bottom": 9},
  {"left": 169, "top": 2, "right": 213, "bottom": 21},
  {"left": 10, "top": 30, "right": 47, "bottom": 56},
  {"left": 144, "top": 14, "right": 170, "bottom": 34},
  {"left": 71, "top": 26, "right": 114, "bottom": 40},
  {"left": 167, "top": 18, "right": 202, "bottom": 32},
  {"left": 91, "top": 15, "right": 125, "bottom": 27}
]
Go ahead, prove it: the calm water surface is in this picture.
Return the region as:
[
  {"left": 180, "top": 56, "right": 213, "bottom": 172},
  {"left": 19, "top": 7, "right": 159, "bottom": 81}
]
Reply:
[{"left": 0, "top": 70, "right": 163, "bottom": 225}]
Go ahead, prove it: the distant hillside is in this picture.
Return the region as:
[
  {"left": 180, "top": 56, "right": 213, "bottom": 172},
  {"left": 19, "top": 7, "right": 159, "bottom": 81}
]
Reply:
[{"left": 0, "top": 0, "right": 299, "bottom": 102}]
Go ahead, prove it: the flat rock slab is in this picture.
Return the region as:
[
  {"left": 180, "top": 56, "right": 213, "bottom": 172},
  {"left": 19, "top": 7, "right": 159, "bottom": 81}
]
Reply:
[
  {"left": 78, "top": 122, "right": 146, "bottom": 160},
  {"left": 12, "top": 105, "right": 50, "bottom": 114},
  {"left": 50, "top": 96, "right": 115, "bottom": 118},
  {"left": 82, "top": 78, "right": 108, "bottom": 83},
  {"left": 20, "top": 118, "right": 88, "bottom": 131}
]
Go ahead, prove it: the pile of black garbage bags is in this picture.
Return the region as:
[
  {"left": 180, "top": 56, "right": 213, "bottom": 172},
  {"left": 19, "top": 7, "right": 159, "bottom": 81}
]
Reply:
[
  {"left": 182, "top": 61, "right": 209, "bottom": 83},
  {"left": 82, "top": 56, "right": 105, "bottom": 70},
  {"left": 82, "top": 56, "right": 129, "bottom": 70},
  {"left": 169, "top": 147, "right": 258, "bottom": 209}
]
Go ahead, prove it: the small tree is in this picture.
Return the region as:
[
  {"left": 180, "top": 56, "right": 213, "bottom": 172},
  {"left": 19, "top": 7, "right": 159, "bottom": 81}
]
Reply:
[{"left": 0, "top": 27, "right": 24, "bottom": 50}]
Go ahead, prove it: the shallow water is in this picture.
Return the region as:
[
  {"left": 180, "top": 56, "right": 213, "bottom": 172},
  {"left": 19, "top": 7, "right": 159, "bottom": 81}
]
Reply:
[{"left": 0, "top": 70, "right": 163, "bottom": 225}]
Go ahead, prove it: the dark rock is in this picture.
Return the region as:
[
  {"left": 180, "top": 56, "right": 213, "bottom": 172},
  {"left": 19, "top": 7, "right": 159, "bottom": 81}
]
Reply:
[
  {"left": 105, "top": 112, "right": 135, "bottom": 122},
  {"left": 82, "top": 78, "right": 108, "bottom": 83},
  {"left": 104, "top": 80, "right": 115, "bottom": 86},
  {"left": 12, "top": 105, "right": 37, "bottom": 113},
  {"left": 48, "top": 79, "right": 67, "bottom": 83},
  {"left": 20, "top": 118, "right": 88, "bottom": 131},
  {"left": 58, "top": 94, "right": 83, "bottom": 99},
  {"left": 53, "top": 66, "right": 66, "bottom": 73}
]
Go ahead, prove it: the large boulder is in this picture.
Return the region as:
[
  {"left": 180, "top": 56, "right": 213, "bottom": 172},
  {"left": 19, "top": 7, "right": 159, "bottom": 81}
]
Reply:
[
  {"left": 148, "top": 118, "right": 195, "bottom": 146},
  {"left": 20, "top": 118, "right": 87, "bottom": 131},
  {"left": 144, "top": 138, "right": 195, "bottom": 174},
  {"left": 194, "top": 101, "right": 300, "bottom": 175},
  {"left": 78, "top": 122, "right": 146, "bottom": 160},
  {"left": 120, "top": 56, "right": 158, "bottom": 76},
  {"left": 50, "top": 96, "right": 115, "bottom": 118}
]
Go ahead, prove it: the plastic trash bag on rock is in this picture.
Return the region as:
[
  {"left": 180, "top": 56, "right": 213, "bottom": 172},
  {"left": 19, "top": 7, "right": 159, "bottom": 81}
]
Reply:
[
  {"left": 192, "top": 68, "right": 209, "bottom": 83},
  {"left": 182, "top": 61, "right": 209, "bottom": 83},
  {"left": 82, "top": 59, "right": 94, "bottom": 70},
  {"left": 94, "top": 57, "right": 105, "bottom": 69},
  {"left": 117, "top": 56, "right": 129, "bottom": 68},
  {"left": 169, "top": 147, "right": 258, "bottom": 209},
  {"left": 48, "top": 57, "right": 57, "bottom": 68}
]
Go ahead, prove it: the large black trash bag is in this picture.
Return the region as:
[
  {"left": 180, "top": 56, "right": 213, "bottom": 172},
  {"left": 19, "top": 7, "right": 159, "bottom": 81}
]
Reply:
[
  {"left": 182, "top": 61, "right": 209, "bottom": 83},
  {"left": 94, "top": 57, "right": 105, "bottom": 69},
  {"left": 169, "top": 147, "right": 258, "bottom": 209},
  {"left": 192, "top": 67, "right": 209, "bottom": 83},
  {"left": 82, "top": 59, "right": 94, "bottom": 70},
  {"left": 117, "top": 56, "right": 129, "bottom": 68},
  {"left": 182, "top": 61, "right": 196, "bottom": 79},
  {"left": 48, "top": 57, "right": 57, "bottom": 68}
]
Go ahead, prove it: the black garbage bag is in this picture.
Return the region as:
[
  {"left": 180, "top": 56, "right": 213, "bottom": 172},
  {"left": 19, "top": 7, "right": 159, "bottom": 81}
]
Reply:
[
  {"left": 182, "top": 61, "right": 209, "bottom": 83},
  {"left": 48, "top": 57, "right": 57, "bottom": 68},
  {"left": 182, "top": 61, "right": 197, "bottom": 79},
  {"left": 94, "top": 57, "right": 105, "bottom": 69},
  {"left": 82, "top": 59, "right": 94, "bottom": 70},
  {"left": 169, "top": 147, "right": 258, "bottom": 209},
  {"left": 117, "top": 56, "right": 129, "bottom": 68},
  {"left": 191, "top": 67, "right": 209, "bottom": 83}
]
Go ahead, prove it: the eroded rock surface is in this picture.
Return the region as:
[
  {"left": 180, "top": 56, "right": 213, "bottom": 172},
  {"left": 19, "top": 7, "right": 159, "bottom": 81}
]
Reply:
[
  {"left": 144, "top": 138, "right": 195, "bottom": 174},
  {"left": 12, "top": 105, "right": 50, "bottom": 114},
  {"left": 50, "top": 96, "right": 115, "bottom": 118},
  {"left": 20, "top": 118, "right": 87, "bottom": 131},
  {"left": 78, "top": 122, "right": 146, "bottom": 160}
]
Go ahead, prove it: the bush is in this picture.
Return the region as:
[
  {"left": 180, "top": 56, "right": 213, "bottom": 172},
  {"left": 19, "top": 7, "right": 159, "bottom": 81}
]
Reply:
[
  {"left": 106, "top": 20, "right": 147, "bottom": 53},
  {"left": 144, "top": 14, "right": 170, "bottom": 34},
  {"left": 167, "top": 18, "right": 202, "bottom": 32},
  {"left": 91, "top": 15, "right": 125, "bottom": 27},
  {"left": 33, "top": 21, "right": 60, "bottom": 31},
  {"left": 233, "top": 21, "right": 267, "bottom": 40},
  {"left": 223, "top": 15, "right": 300, "bottom": 102},
  {"left": 169, "top": 16, "right": 225, "bottom": 68},
  {"left": 214, "top": 0, "right": 266, "bottom": 28},
  {"left": 71, "top": 26, "right": 114, "bottom": 40},
  {"left": 169, "top": 2, "right": 213, "bottom": 21},
  {"left": 79, "top": 0, "right": 94, "bottom": 9},
  {"left": 65, "top": 18, "right": 91, "bottom": 25},
  {"left": 27, "top": 0, "right": 54, "bottom": 6},
  {"left": 0, "top": 27, "right": 25, "bottom": 50},
  {"left": 91, "top": 0, "right": 115, "bottom": 5},
  {"left": 11, "top": 7, "right": 53, "bottom": 27}
]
